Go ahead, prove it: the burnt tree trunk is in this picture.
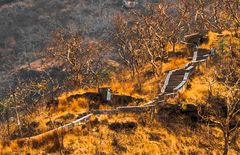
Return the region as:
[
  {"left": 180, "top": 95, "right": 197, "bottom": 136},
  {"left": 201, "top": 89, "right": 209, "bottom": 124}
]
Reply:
[
  {"left": 222, "top": 124, "right": 230, "bottom": 155},
  {"left": 223, "top": 132, "right": 229, "bottom": 155}
]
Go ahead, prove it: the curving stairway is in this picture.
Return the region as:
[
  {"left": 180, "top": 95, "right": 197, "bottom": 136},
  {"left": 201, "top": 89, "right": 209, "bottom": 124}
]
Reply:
[{"left": 22, "top": 34, "right": 216, "bottom": 139}]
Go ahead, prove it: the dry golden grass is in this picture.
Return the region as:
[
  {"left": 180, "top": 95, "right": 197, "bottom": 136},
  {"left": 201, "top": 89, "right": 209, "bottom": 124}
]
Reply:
[
  {"left": 182, "top": 75, "right": 209, "bottom": 104},
  {"left": 1, "top": 113, "right": 239, "bottom": 155},
  {"left": 166, "top": 43, "right": 187, "bottom": 52},
  {"left": 0, "top": 43, "right": 197, "bottom": 154},
  {"left": 200, "top": 31, "right": 218, "bottom": 49},
  {"left": 1, "top": 32, "right": 240, "bottom": 154},
  {"left": 164, "top": 58, "right": 189, "bottom": 71}
]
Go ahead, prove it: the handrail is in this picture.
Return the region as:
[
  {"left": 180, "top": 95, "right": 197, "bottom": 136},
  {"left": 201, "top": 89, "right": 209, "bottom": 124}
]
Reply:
[
  {"left": 161, "top": 70, "right": 173, "bottom": 93},
  {"left": 161, "top": 46, "right": 213, "bottom": 95}
]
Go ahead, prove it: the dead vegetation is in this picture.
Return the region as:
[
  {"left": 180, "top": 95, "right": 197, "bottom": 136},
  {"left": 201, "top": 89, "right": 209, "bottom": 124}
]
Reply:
[{"left": 0, "top": 0, "right": 240, "bottom": 154}]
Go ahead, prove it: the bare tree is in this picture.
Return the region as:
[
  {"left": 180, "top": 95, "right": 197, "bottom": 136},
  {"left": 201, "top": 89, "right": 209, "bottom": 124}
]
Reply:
[
  {"left": 111, "top": 15, "right": 144, "bottom": 79},
  {"left": 199, "top": 44, "right": 240, "bottom": 155},
  {"left": 189, "top": 0, "right": 240, "bottom": 35},
  {"left": 136, "top": 5, "right": 169, "bottom": 77},
  {"left": 111, "top": 3, "right": 189, "bottom": 92},
  {"left": 199, "top": 80, "right": 239, "bottom": 155},
  {"left": 111, "top": 4, "right": 173, "bottom": 76},
  {"left": 46, "top": 29, "right": 95, "bottom": 87},
  {"left": 85, "top": 60, "right": 112, "bottom": 89},
  {"left": 0, "top": 75, "right": 48, "bottom": 139}
]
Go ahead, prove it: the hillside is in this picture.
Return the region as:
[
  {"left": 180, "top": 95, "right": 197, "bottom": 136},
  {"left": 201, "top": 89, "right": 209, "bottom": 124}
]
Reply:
[
  {"left": 0, "top": 0, "right": 153, "bottom": 99},
  {"left": 0, "top": 0, "right": 239, "bottom": 155},
  {"left": 0, "top": 31, "right": 239, "bottom": 154}
]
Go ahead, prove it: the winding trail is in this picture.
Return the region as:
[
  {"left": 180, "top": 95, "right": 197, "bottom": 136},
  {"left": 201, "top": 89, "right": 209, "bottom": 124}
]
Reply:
[{"left": 20, "top": 34, "right": 215, "bottom": 140}]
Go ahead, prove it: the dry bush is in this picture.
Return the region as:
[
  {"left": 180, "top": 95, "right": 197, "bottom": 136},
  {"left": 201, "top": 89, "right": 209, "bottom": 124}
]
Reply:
[{"left": 108, "top": 121, "right": 138, "bottom": 132}]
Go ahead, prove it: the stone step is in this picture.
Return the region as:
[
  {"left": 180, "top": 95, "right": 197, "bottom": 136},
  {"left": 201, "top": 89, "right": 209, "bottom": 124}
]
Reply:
[
  {"left": 168, "top": 81, "right": 183, "bottom": 87},
  {"left": 196, "top": 57, "right": 208, "bottom": 61},
  {"left": 164, "top": 88, "right": 175, "bottom": 93},
  {"left": 169, "top": 76, "right": 184, "bottom": 81},
  {"left": 172, "top": 70, "right": 186, "bottom": 75}
]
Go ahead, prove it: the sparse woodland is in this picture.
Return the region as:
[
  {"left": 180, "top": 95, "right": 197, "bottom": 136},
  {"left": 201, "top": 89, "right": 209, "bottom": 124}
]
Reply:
[{"left": 0, "top": 0, "right": 239, "bottom": 154}]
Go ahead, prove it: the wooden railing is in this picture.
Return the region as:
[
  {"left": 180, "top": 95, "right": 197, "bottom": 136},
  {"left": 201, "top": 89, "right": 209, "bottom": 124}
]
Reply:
[{"left": 160, "top": 47, "right": 215, "bottom": 96}]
